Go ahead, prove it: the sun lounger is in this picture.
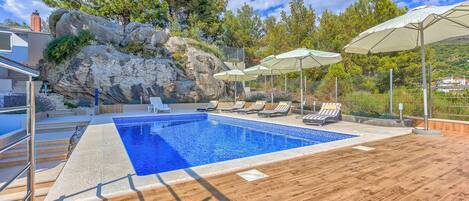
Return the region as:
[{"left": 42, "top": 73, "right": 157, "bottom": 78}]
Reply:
[
  {"left": 220, "top": 101, "right": 245, "bottom": 112},
  {"left": 236, "top": 101, "right": 266, "bottom": 114},
  {"left": 197, "top": 100, "right": 219, "bottom": 112},
  {"left": 302, "top": 102, "right": 341, "bottom": 126},
  {"left": 258, "top": 101, "right": 291, "bottom": 117},
  {"left": 148, "top": 97, "right": 172, "bottom": 113}
]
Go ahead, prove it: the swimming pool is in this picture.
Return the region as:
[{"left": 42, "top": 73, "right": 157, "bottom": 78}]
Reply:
[
  {"left": 0, "top": 114, "right": 25, "bottom": 136},
  {"left": 113, "top": 114, "right": 356, "bottom": 175}
]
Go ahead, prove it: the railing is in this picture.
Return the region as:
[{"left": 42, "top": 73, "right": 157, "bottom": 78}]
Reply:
[
  {"left": 219, "top": 46, "right": 245, "bottom": 63},
  {"left": 302, "top": 93, "right": 469, "bottom": 121},
  {"left": 67, "top": 125, "right": 87, "bottom": 159},
  {"left": 0, "top": 78, "right": 36, "bottom": 200}
]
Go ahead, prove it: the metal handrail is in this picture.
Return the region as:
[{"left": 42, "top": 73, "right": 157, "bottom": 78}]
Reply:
[
  {"left": 23, "top": 191, "right": 32, "bottom": 201},
  {"left": 0, "top": 133, "right": 29, "bottom": 154},
  {"left": 0, "top": 162, "right": 31, "bottom": 191},
  {"left": 0, "top": 105, "right": 29, "bottom": 113},
  {"left": 0, "top": 79, "right": 35, "bottom": 200}
]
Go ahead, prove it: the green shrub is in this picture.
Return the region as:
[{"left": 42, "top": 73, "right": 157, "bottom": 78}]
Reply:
[
  {"left": 77, "top": 99, "right": 92, "bottom": 107},
  {"left": 245, "top": 92, "right": 268, "bottom": 102},
  {"left": 219, "top": 95, "right": 234, "bottom": 102},
  {"left": 273, "top": 91, "right": 292, "bottom": 102},
  {"left": 119, "top": 41, "right": 158, "bottom": 59},
  {"left": 188, "top": 40, "right": 224, "bottom": 59},
  {"left": 64, "top": 102, "right": 78, "bottom": 109},
  {"left": 172, "top": 52, "right": 187, "bottom": 64},
  {"left": 44, "top": 31, "right": 94, "bottom": 64},
  {"left": 342, "top": 91, "right": 386, "bottom": 115}
]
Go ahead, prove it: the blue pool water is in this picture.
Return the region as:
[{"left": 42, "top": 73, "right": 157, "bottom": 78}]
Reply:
[
  {"left": 0, "top": 114, "right": 25, "bottom": 136},
  {"left": 113, "top": 114, "right": 356, "bottom": 175}
]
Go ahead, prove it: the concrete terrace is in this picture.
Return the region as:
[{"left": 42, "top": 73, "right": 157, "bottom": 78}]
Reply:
[
  {"left": 111, "top": 134, "right": 469, "bottom": 201},
  {"left": 44, "top": 108, "right": 412, "bottom": 200}
]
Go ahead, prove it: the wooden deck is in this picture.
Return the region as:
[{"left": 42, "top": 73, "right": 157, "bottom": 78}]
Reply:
[{"left": 111, "top": 134, "right": 469, "bottom": 201}]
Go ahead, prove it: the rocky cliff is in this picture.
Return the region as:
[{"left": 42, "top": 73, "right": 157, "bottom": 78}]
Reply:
[{"left": 41, "top": 9, "right": 230, "bottom": 104}]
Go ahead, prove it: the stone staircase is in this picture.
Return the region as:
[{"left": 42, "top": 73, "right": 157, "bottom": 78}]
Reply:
[
  {"left": 43, "top": 93, "right": 80, "bottom": 118},
  {"left": 0, "top": 120, "right": 89, "bottom": 201}
]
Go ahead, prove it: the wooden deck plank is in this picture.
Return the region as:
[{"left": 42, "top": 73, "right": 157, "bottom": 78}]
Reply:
[{"left": 110, "top": 134, "right": 469, "bottom": 201}]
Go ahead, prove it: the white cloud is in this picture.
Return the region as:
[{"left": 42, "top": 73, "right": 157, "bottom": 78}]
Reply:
[
  {"left": 395, "top": 0, "right": 464, "bottom": 8},
  {"left": 227, "top": 0, "right": 357, "bottom": 19},
  {"left": 1, "top": 0, "right": 52, "bottom": 22}
]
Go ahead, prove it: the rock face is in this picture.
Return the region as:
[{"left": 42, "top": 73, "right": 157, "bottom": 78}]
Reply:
[
  {"left": 50, "top": 10, "right": 169, "bottom": 50},
  {"left": 41, "top": 10, "right": 230, "bottom": 103}
]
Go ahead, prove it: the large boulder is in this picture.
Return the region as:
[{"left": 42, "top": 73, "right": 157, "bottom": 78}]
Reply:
[
  {"left": 40, "top": 44, "right": 229, "bottom": 103},
  {"left": 165, "top": 37, "right": 229, "bottom": 99},
  {"left": 122, "top": 22, "right": 169, "bottom": 49},
  {"left": 52, "top": 10, "right": 124, "bottom": 45},
  {"left": 42, "top": 10, "right": 230, "bottom": 103},
  {"left": 49, "top": 9, "right": 169, "bottom": 49}
]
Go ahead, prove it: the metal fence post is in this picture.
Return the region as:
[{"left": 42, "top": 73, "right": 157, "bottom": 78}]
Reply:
[
  {"left": 428, "top": 64, "right": 432, "bottom": 118},
  {"left": 313, "top": 101, "right": 316, "bottom": 112},
  {"left": 390, "top": 69, "right": 393, "bottom": 115},
  {"left": 27, "top": 77, "right": 36, "bottom": 201},
  {"left": 335, "top": 77, "right": 338, "bottom": 102}
]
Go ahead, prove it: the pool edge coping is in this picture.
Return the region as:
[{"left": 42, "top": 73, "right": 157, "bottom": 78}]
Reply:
[{"left": 45, "top": 112, "right": 412, "bottom": 201}]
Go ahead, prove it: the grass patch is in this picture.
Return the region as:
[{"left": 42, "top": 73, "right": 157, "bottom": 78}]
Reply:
[
  {"left": 119, "top": 41, "right": 158, "bottom": 59},
  {"left": 188, "top": 40, "right": 224, "bottom": 59}
]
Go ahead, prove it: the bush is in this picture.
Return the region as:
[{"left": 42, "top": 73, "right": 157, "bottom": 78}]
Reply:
[
  {"left": 44, "top": 31, "right": 94, "bottom": 64},
  {"left": 188, "top": 40, "right": 224, "bottom": 59},
  {"left": 273, "top": 91, "right": 292, "bottom": 102},
  {"left": 119, "top": 41, "right": 158, "bottom": 59},
  {"left": 172, "top": 52, "right": 187, "bottom": 64},
  {"left": 342, "top": 91, "right": 386, "bottom": 115},
  {"left": 245, "top": 91, "right": 268, "bottom": 102},
  {"left": 218, "top": 96, "right": 234, "bottom": 102},
  {"left": 36, "top": 96, "right": 56, "bottom": 112},
  {"left": 77, "top": 99, "right": 92, "bottom": 107},
  {"left": 64, "top": 102, "right": 78, "bottom": 109}
]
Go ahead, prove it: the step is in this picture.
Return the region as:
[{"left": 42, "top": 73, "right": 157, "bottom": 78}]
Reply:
[
  {"left": 0, "top": 180, "right": 54, "bottom": 197},
  {"left": 0, "top": 152, "right": 67, "bottom": 168},
  {"left": 46, "top": 110, "right": 76, "bottom": 118},
  {"left": 0, "top": 186, "right": 49, "bottom": 201},
  {"left": 36, "top": 126, "right": 78, "bottom": 134},
  {"left": 0, "top": 144, "right": 68, "bottom": 159},
  {"left": 0, "top": 161, "right": 65, "bottom": 190},
  {"left": 9, "top": 133, "right": 72, "bottom": 151},
  {"left": 10, "top": 139, "right": 69, "bottom": 151},
  {"left": 36, "top": 121, "right": 88, "bottom": 134}
]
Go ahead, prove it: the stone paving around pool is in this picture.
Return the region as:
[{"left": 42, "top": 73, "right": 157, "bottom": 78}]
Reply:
[{"left": 44, "top": 108, "right": 412, "bottom": 201}]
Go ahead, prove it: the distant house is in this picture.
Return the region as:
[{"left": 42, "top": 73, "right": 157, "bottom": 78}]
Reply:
[
  {"left": 436, "top": 76, "right": 469, "bottom": 93},
  {"left": 0, "top": 11, "right": 51, "bottom": 96}
]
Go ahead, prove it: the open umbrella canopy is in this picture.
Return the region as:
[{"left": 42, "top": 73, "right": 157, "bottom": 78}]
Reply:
[
  {"left": 214, "top": 69, "right": 257, "bottom": 101},
  {"left": 344, "top": 2, "right": 469, "bottom": 54},
  {"left": 213, "top": 69, "right": 257, "bottom": 81},
  {"left": 343, "top": 1, "right": 469, "bottom": 131},
  {"left": 259, "top": 48, "right": 342, "bottom": 115},
  {"left": 262, "top": 48, "right": 342, "bottom": 70},
  {"left": 244, "top": 65, "right": 297, "bottom": 76}
]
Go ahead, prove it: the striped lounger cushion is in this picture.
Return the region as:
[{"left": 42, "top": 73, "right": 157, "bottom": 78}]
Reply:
[
  {"left": 258, "top": 102, "right": 291, "bottom": 117},
  {"left": 303, "top": 103, "right": 341, "bottom": 125}
]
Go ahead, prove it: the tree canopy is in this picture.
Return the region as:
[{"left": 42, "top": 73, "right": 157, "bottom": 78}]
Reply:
[
  {"left": 44, "top": 0, "right": 170, "bottom": 27},
  {"left": 43, "top": 0, "right": 468, "bottom": 99}
]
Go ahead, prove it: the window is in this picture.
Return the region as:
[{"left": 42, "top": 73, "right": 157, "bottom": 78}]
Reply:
[{"left": 0, "top": 32, "right": 12, "bottom": 52}]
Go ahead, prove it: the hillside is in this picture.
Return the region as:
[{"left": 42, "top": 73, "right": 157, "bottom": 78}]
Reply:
[{"left": 431, "top": 38, "right": 469, "bottom": 78}]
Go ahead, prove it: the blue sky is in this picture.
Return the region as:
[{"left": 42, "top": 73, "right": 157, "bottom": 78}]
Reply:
[{"left": 0, "top": 0, "right": 466, "bottom": 25}]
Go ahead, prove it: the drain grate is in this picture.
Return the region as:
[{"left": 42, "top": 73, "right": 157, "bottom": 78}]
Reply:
[
  {"left": 353, "top": 145, "right": 375, "bottom": 151},
  {"left": 237, "top": 169, "right": 268, "bottom": 181}
]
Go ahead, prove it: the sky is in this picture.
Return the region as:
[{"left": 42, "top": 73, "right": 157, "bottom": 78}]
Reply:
[{"left": 0, "top": 0, "right": 465, "bottom": 25}]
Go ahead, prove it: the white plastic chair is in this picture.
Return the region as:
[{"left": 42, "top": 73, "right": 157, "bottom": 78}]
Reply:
[{"left": 148, "top": 97, "right": 171, "bottom": 113}]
